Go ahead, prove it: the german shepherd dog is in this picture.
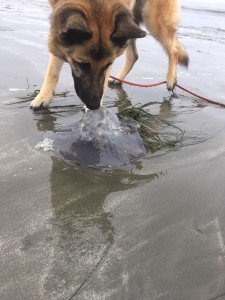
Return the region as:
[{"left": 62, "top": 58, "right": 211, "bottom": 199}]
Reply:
[{"left": 30, "top": 0, "right": 188, "bottom": 110}]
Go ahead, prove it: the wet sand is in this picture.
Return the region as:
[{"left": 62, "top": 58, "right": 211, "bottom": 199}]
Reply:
[{"left": 1, "top": 0, "right": 225, "bottom": 299}]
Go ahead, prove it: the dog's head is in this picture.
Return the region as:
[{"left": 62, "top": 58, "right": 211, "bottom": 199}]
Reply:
[{"left": 49, "top": 2, "right": 146, "bottom": 109}]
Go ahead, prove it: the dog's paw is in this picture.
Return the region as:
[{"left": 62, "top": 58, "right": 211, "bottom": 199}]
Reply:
[
  {"left": 108, "top": 78, "right": 122, "bottom": 86},
  {"left": 30, "top": 93, "right": 52, "bottom": 110},
  {"left": 167, "top": 79, "right": 177, "bottom": 92}
]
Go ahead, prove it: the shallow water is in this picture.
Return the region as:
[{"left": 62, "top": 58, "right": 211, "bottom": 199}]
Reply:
[{"left": 1, "top": 1, "right": 225, "bottom": 299}]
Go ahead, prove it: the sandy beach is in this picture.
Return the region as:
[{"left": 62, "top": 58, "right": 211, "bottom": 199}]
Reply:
[{"left": 1, "top": 0, "right": 225, "bottom": 299}]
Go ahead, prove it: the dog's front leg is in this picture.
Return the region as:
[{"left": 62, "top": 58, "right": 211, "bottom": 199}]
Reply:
[
  {"left": 31, "top": 54, "right": 64, "bottom": 110},
  {"left": 108, "top": 39, "right": 138, "bottom": 85},
  {"left": 100, "top": 64, "right": 113, "bottom": 106}
]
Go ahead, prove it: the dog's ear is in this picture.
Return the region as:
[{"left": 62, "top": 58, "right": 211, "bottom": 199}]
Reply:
[
  {"left": 111, "top": 11, "right": 146, "bottom": 47},
  {"left": 59, "top": 11, "right": 93, "bottom": 45}
]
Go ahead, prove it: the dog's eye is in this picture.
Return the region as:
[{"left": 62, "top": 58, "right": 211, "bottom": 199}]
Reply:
[{"left": 74, "top": 61, "right": 90, "bottom": 72}]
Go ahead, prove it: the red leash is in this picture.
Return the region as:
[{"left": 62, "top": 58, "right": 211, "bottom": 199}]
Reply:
[
  {"left": 109, "top": 75, "right": 225, "bottom": 108},
  {"left": 110, "top": 75, "right": 167, "bottom": 88}
]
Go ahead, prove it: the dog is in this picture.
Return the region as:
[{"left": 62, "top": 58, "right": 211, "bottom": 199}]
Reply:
[{"left": 30, "top": 0, "right": 188, "bottom": 110}]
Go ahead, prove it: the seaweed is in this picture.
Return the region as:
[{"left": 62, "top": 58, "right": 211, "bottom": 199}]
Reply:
[{"left": 117, "top": 106, "right": 184, "bottom": 152}]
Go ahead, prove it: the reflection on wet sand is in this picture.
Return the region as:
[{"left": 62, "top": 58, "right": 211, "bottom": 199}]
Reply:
[
  {"left": 45, "top": 160, "right": 159, "bottom": 298},
  {"left": 109, "top": 83, "right": 173, "bottom": 118},
  {"left": 108, "top": 84, "right": 132, "bottom": 112}
]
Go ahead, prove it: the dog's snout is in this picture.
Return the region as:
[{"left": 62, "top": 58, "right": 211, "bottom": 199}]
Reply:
[
  {"left": 86, "top": 102, "right": 100, "bottom": 110},
  {"left": 72, "top": 70, "right": 104, "bottom": 110}
]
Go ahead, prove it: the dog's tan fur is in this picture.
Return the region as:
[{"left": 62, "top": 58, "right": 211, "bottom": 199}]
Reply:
[{"left": 31, "top": 0, "right": 188, "bottom": 110}]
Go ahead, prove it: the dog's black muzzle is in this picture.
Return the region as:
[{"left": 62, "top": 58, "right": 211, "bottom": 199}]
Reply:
[{"left": 72, "top": 71, "right": 104, "bottom": 110}]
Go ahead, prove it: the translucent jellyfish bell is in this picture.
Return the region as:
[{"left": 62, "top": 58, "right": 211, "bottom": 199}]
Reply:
[{"left": 43, "top": 107, "right": 146, "bottom": 167}]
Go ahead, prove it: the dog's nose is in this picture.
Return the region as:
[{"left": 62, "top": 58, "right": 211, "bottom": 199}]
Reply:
[{"left": 86, "top": 103, "right": 100, "bottom": 110}]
